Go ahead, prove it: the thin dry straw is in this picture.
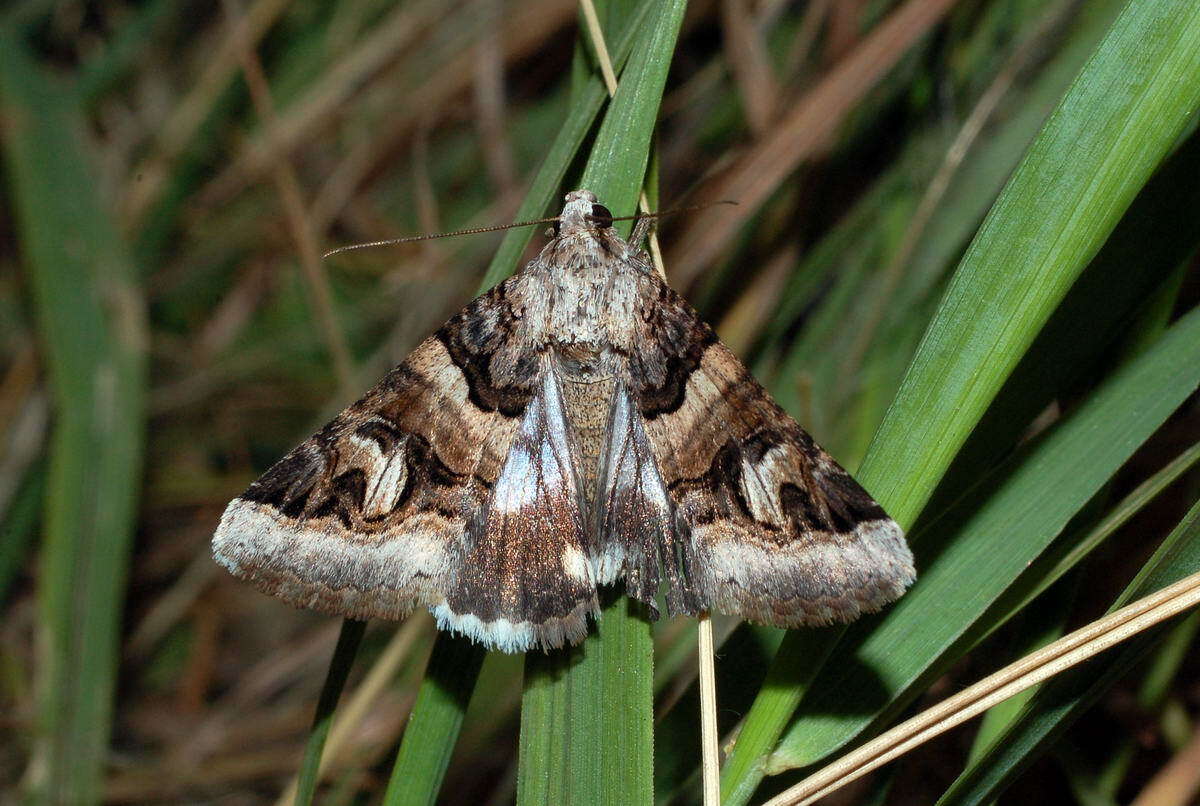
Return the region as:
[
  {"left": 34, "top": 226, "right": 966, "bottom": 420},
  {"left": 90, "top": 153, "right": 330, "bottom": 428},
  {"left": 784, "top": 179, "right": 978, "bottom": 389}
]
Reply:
[
  {"left": 761, "top": 570, "right": 1200, "bottom": 806},
  {"left": 698, "top": 613, "right": 721, "bottom": 805}
]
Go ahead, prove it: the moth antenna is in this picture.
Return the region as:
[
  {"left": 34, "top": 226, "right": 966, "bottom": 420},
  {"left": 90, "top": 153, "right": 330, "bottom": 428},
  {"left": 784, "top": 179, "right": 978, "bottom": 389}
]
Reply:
[
  {"left": 589, "top": 198, "right": 738, "bottom": 228},
  {"left": 322, "top": 215, "right": 563, "bottom": 259}
]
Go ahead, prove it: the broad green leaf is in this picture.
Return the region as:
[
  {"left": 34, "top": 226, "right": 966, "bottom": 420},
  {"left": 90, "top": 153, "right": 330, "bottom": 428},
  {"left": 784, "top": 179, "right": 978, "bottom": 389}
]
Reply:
[{"left": 519, "top": 595, "right": 654, "bottom": 806}]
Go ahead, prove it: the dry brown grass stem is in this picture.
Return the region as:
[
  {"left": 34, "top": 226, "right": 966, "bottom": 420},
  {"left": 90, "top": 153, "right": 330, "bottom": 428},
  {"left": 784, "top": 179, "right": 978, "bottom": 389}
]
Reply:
[
  {"left": 121, "top": 0, "right": 292, "bottom": 227},
  {"left": 698, "top": 613, "right": 722, "bottom": 806},
  {"left": 226, "top": 0, "right": 355, "bottom": 391},
  {"left": 199, "top": 0, "right": 450, "bottom": 214},
  {"left": 668, "top": 0, "right": 963, "bottom": 287},
  {"left": 294, "top": 0, "right": 575, "bottom": 235},
  {"left": 715, "top": 246, "right": 797, "bottom": 354},
  {"left": 761, "top": 571, "right": 1200, "bottom": 806},
  {"left": 720, "top": 0, "right": 781, "bottom": 134},
  {"left": 473, "top": 0, "right": 519, "bottom": 198}
]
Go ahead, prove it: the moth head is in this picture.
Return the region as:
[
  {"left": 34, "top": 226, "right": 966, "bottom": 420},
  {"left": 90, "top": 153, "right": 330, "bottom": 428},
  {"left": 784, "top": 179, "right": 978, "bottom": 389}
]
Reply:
[{"left": 558, "top": 189, "right": 615, "bottom": 237}]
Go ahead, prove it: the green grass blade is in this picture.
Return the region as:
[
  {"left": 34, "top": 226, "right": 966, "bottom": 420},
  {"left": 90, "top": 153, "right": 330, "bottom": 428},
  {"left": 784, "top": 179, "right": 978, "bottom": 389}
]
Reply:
[
  {"left": 925, "top": 125, "right": 1200, "bottom": 516},
  {"left": 962, "top": 254, "right": 1193, "bottom": 792},
  {"left": 480, "top": 0, "right": 657, "bottom": 290},
  {"left": 770, "top": 304, "right": 1200, "bottom": 770},
  {"left": 718, "top": 1, "right": 1200, "bottom": 799},
  {"left": 717, "top": 627, "right": 840, "bottom": 805},
  {"left": 964, "top": 575, "right": 1080, "bottom": 767},
  {"left": 0, "top": 460, "right": 44, "bottom": 603},
  {"left": 518, "top": 595, "right": 654, "bottom": 805},
  {"left": 764, "top": 0, "right": 1127, "bottom": 407},
  {"left": 982, "top": 438, "right": 1200, "bottom": 638},
  {"left": 936, "top": 495, "right": 1200, "bottom": 806},
  {"left": 0, "top": 27, "right": 147, "bottom": 805},
  {"left": 862, "top": 0, "right": 1200, "bottom": 528},
  {"left": 383, "top": 635, "right": 487, "bottom": 806},
  {"left": 516, "top": 3, "right": 687, "bottom": 804},
  {"left": 294, "top": 619, "right": 366, "bottom": 806}
]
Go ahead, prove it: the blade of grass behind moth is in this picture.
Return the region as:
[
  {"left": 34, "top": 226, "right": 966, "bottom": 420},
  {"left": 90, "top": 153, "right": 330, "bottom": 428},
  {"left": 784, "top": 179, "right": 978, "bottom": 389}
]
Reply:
[
  {"left": 379, "top": 4, "right": 663, "bottom": 803},
  {"left": 0, "top": 28, "right": 148, "bottom": 805},
  {"left": 922, "top": 124, "right": 1200, "bottom": 518},
  {"left": 766, "top": 522, "right": 1200, "bottom": 806},
  {"left": 382, "top": 634, "right": 486, "bottom": 806},
  {"left": 720, "top": 1, "right": 1200, "bottom": 800},
  {"left": 879, "top": 134, "right": 1200, "bottom": 666},
  {"left": 950, "top": 249, "right": 1194, "bottom": 804},
  {"left": 720, "top": 322, "right": 1194, "bottom": 803},
  {"left": 963, "top": 573, "right": 1081, "bottom": 768},
  {"left": 292, "top": 619, "right": 367, "bottom": 806},
  {"left": 982, "top": 437, "right": 1200, "bottom": 646},
  {"left": 0, "top": 460, "right": 44, "bottom": 603},
  {"left": 480, "top": 0, "right": 656, "bottom": 289},
  {"left": 935, "top": 497, "right": 1200, "bottom": 806},
  {"left": 761, "top": 0, "right": 1126, "bottom": 423},
  {"left": 858, "top": 0, "right": 1200, "bottom": 527},
  {"left": 765, "top": 302, "right": 1200, "bottom": 774},
  {"left": 517, "top": 3, "right": 686, "bottom": 805},
  {"left": 766, "top": 0, "right": 1063, "bottom": 400}
]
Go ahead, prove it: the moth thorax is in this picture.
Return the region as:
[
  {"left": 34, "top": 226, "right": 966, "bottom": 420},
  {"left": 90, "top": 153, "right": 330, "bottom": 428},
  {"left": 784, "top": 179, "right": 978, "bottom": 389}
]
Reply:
[{"left": 555, "top": 341, "right": 607, "bottom": 379}]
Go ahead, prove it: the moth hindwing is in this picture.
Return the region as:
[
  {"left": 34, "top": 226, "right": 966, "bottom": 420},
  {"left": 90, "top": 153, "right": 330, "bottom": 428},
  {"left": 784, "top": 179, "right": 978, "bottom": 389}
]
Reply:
[{"left": 213, "top": 189, "right": 916, "bottom": 652}]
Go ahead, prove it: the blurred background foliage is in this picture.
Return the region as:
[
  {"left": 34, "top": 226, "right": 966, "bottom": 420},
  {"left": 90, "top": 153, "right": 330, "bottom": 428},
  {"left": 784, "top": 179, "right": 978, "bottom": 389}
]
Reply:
[{"left": 1, "top": 0, "right": 1199, "bottom": 804}]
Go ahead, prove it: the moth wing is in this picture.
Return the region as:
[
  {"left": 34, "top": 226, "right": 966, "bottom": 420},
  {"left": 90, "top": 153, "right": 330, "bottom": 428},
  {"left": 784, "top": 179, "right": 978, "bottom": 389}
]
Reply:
[
  {"left": 593, "top": 380, "right": 702, "bottom": 618},
  {"left": 213, "top": 275, "right": 594, "bottom": 651},
  {"left": 624, "top": 276, "right": 915, "bottom": 626},
  {"left": 438, "top": 360, "right": 598, "bottom": 651}
]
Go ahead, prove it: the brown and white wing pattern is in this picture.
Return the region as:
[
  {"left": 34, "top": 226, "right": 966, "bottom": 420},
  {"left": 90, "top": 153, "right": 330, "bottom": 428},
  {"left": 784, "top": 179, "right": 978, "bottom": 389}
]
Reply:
[
  {"left": 623, "top": 275, "right": 915, "bottom": 627},
  {"left": 435, "top": 360, "right": 598, "bottom": 651},
  {"left": 213, "top": 276, "right": 597, "bottom": 651},
  {"left": 592, "top": 380, "right": 703, "bottom": 618}
]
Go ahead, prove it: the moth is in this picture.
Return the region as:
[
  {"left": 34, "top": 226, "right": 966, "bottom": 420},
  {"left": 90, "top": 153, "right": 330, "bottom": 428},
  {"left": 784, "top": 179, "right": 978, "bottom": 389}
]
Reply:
[{"left": 213, "top": 190, "right": 915, "bottom": 652}]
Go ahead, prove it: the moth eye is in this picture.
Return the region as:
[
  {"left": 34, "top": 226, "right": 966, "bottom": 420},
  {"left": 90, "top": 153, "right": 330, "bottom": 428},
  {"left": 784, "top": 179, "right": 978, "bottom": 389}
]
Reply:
[{"left": 589, "top": 204, "right": 613, "bottom": 228}]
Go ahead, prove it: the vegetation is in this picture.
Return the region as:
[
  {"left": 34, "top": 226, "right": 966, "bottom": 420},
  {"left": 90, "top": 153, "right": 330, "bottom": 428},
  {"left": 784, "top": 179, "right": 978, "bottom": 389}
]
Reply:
[{"left": 1, "top": 0, "right": 1198, "bottom": 804}]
